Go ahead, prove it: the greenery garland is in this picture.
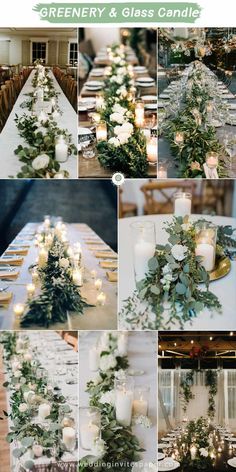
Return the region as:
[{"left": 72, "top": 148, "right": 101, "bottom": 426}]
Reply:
[
  {"left": 205, "top": 370, "right": 218, "bottom": 419},
  {"left": 13, "top": 66, "right": 77, "bottom": 178},
  {"left": 21, "top": 236, "right": 90, "bottom": 328},
  {"left": 177, "top": 417, "right": 215, "bottom": 470},
  {"left": 180, "top": 371, "right": 195, "bottom": 413},
  {"left": 180, "top": 369, "right": 218, "bottom": 419},
  {"left": 96, "top": 44, "right": 149, "bottom": 178},
  {"left": 120, "top": 217, "right": 236, "bottom": 330},
  {"left": 162, "top": 62, "right": 229, "bottom": 178},
  {"left": 0, "top": 332, "right": 77, "bottom": 471},
  {"left": 79, "top": 333, "right": 144, "bottom": 472}
]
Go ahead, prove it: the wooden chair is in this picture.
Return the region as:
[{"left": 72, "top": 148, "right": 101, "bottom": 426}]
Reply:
[
  {"left": 119, "top": 188, "right": 138, "bottom": 218},
  {"left": 141, "top": 180, "right": 199, "bottom": 215},
  {"left": 0, "top": 90, "right": 8, "bottom": 131}
]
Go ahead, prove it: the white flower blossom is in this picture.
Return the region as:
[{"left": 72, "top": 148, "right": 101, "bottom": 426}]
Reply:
[
  {"left": 112, "top": 103, "right": 127, "bottom": 115},
  {"left": 108, "top": 137, "right": 120, "bottom": 147},
  {"left": 91, "top": 438, "right": 107, "bottom": 458},
  {"left": 110, "top": 112, "right": 126, "bottom": 124},
  {"left": 199, "top": 448, "right": 208, "bottom": 457},
  {"left": 14, "top": 370, "right": 22, "bottom": 378},
  {"left": 59, "top": 258, "right": 70, "bottom": 270},
  {"left": 171, "top": 244, "right": 188, "bottom": 261},
  {"left": 32, "top": 154, "right": 50, "bottom": 170},
  {"left": 19, "top": 403, "right": 28, "bottom": 413},
  {"left": 100, "top": 354, "right": 117, "bottom": 372},
  {"left": 99, "top": 389, "right": 115, "bottom": 406}
]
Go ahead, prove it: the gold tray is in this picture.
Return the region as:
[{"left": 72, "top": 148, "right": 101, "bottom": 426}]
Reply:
[{"left": 209, "top": 255, "right": 231, "bottom": 282}]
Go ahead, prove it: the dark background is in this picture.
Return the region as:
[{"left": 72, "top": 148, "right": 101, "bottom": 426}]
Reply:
[{"left": 0, "top": 180, "right": 117, "bottom": 253}]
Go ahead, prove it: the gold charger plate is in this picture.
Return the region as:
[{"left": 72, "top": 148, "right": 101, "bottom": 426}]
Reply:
[{"left": 209, "top": 255, "right": 231, "bottom": 282}]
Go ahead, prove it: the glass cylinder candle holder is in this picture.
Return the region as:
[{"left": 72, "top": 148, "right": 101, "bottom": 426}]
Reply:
[
  {"left": 174, "top": 192, "right": 192, "bottom": 218},
  {"left": 174, "top": 131, "right": 184, "bottom": 145},
  {"left": 55, "top": 135, "right": 68, "bottom": 163},
  {"left": 79, "top": 407, "right": 101, "bottom": 451},
  {"left": 195, "top": 222, "right": 217, "bottom": 272},
  {"left": 135, "top": 99, "right": 145, "bottom": 127},
  {"left": 96, "top": 93, "right": 104, "bottom": 111},
  {"left": 157, "top": 163, "right": 168, "bottom": 179},
  {"left": 117, "top": 332, "right": 128, "bottom": 356},
  {"left": 115, "top": 377, "right": 134, "bottom": 427},
  {"left": 133, "top": 386, "right": 149, "bottom": 416},
  {"left": 206, "top": 151, "right": 219, "bottom": 169},
  {"left": 130, "top": 221, "right": 156, "bottom": 284},
  {"left": 81, "top": 141, "right": 96, "bottom": 160},
  {"left": 96, "top": 121, "right": 107, "bottom": 142},
  {"left": 146, "top": 136, "right": 157, "bottom": 165}
]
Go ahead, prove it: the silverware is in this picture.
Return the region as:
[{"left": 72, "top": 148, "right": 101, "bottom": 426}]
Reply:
[{"left": 0, "top": 286, "right": 9, "bottom": 292}]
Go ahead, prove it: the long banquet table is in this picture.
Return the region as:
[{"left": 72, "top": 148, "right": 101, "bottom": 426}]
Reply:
[
  {"left": 0, "top": 223, "right": 117, "bottom": 330},
  {"left": 119, "top": 214, "right": 236, "bottom": 331},
  {"left": 79, "top": 331, "right": 157, "bottom": 464},
  {"left": 0, "top": 69, "right": 77, "bottom": 178}
]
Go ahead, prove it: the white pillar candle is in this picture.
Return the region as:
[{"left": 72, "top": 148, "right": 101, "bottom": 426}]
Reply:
[
  {"left": 190, "top": 445, "right": 197, "bottom": 460},
  {"left": 55, "top": 136, "right": 68, "bottom": 163},
  {"left": 132, "top": 397, "right": 148, "bottom": 416},
  {"left": 38, "top": 110, "right": 47, "bottom": 122},
  {"left": 195, "top": 242, "right": 215, "bottom": 271},
  {"left": 146, "top": 137, "right": 157, "bottom": 164},
  {"left": 89, "top": 346, "right": 100, "bottom": 371},
  {"left": 96, "top": 121, "right": 107, "bottom": 142},
  {"left": 38, "top": 403, "right": 51, "bottom": 421},
  {"left": 174, "top": 196, "right": 191, "bottom": 217},
  {"left": 62, "top": 426, "right": 76, "bottom": 450},
  {"left": 72, "top": 269, "right": 83, "bottom": 286},
  {"left": 80, "top": 422, "right": 99, "bottom": 450},
  {"left": 134, "top": 240, "right": 155, "bottom": 282},
  {"left": 94, "top": 278, "right": 103, "bottom": 291},
  {"left": 38, "top": 248, "right": 48, "bottom": 268},
  {"left": 97, "top": 292, "right": 106, "bottom": 306},
  {"left": 117, "top": 334, "right": 128, "bottom": 356},
  {"left": 26, "top": 283, "right": 36, "bottom": 298},
  {"left": 116, "top": 388, "right": 133, "bottom": 426},
  {"left": 135, "top": 102, "right": 145, "bottom": 127}
]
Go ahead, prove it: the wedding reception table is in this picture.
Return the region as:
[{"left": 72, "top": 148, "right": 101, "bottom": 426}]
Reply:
[
  {"left": 3, "top": 331, "right": 78, "bottom": 471},
  {"left": 79, "top": 331, "right": 157, "bottom": 464},
  {"left": 0, "top": 70, "right": 77, "bottom": 178},
  {"left": 119, "top": 214, "right": 236, "bottom": 330},
  {"left": 0, "top": 223, "right": 117, "bottom": 330}
]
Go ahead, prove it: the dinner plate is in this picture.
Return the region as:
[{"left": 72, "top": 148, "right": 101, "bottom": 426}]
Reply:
[
  {"left": 158, "top": 453, "right": 165, "bottom": 461},
  {"left": 161, "top": 437, "right": 173, "bottom": 442},
  {"left": 134, "top": 66, "right": 147, "bottom": 73},
  {"left": 85, "top": 81, "right": 103, "bottom": 87},
  {"left": 90, "top": 69, "right": 105, "bottom": 76},
  {"left": 145, "top": 103, "right": 157, "bottom": 110},
  {"left": 227, "top": 458, "right": 236, "bottom": 468},
  {"left": 136, "top": 82, "right": 155, "bottom": 88},
  {"left": 78, "top": 127, "right": 92, "bottom": 137},
  {"left": 141, "top": 95, "right": 157, "bottom": 102},
  {"left": 158, "top": 443, "right": 170, "bottom": 449},
  {"left": 158, "top": 459, "right": 180, "bottom": 471}
]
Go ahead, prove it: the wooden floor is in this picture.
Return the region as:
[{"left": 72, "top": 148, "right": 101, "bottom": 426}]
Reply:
[{"left": 0, "top": 354, "right": 10, "bottom": 472}]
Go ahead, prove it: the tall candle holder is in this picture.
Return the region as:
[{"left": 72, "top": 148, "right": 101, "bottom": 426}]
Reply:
[
  {"left": 146, "top": 136, "right": 157, "bottom": 165},
  {"left": 133, "top": 386, "right": 149, "bottom": 416},
  {"left": 115, "top": 377, "right": 134, "bottom": 427},
  {"left": 130, "top": 221, "right": 156, "bottom": 284},
  {"left": 79, "top": 407, "right": 101, "bottom": 451},
  {"left": 174, "top": 192, "right": 192, "bottom": 218},
  {"left": 135, "top": 99, "right": 145, "bottom": 127},
  {"left": 195, "top": 222, "right": 217, "bottom": 272},
  {"left": 55, "top": 135, "right": 68, "bottom": 163},
  {"left": 96, "top": 121, "right": 107, "bottom": 142}
]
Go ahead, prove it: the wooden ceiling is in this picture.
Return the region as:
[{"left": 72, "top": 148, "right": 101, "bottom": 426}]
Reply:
[{"left": 158, "top": 332, "right": 236, "bottom": 357}]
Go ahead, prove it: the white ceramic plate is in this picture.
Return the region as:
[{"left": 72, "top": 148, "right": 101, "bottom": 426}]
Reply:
[
  {"left": 136, "top": 82, "right": 155, "bottom": 88},
  {"left": 145, "top": 103, "right": 157, "bottom": 110},
  {"left": 161, "top": 437, "right": 173, "bottom": 442},
  {"left": 86, "top": 81, "right": 103, "bottom": 87},
  {"left": 136, "top": 77, "right": 155, "bottom": 83},
  {"left": 158, "top": 453, "right": 165, "bottom": 461},
  {"left": 158, "top": 443, "right": 170, "bottom": 449},
  {"left": 158, "top": 459, "right": 180, "bottom": 471},
  {"left": 141, "top": 95, "right": 157, "bottom": 102},
  {"left": 134, "top": 66, "right": 147, "bottom": 72},
  {"left": 228, "top": 458, "right": 236, "bottom": 468}
]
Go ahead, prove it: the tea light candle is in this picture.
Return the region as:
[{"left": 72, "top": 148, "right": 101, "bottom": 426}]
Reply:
[
  {"left": 195, "top": 240, "right": 215, "bottom": 272},
  {"left": 206, "top": 152, "right": 218, "bottom": 169},
  {"left": 13, "top": 303, "right": 25, "bottom": 317},
  {"left": 80, "top": 421, "right": 99, "bottom": 450},
  {"left": 55, "top": 136, "right": 68, "bottom": 162},
  {"left": 96, "top": 94, "right": 104, "bottom": 110},
  {"left": 116, "top": 387, "right": 133, "bottom": 426},
  {"left": 94, "top": 278, "right": 102, "bottom": 291},
  {"left": 97, "top": 292, "right": 106, "bottom": 306},
  {"left": 174, "top": 132, "right": 184, "bottom": 145},
  {"left": 72, "top": 269, "right": 83, "bottom": 286},
  {"left": 62, "top": 426, "right": 76, "bottom": 450},
  {"left": 89, "top": 346, "right": 100, "bottom": 371},
  {"left": 134, "top": 239, "right": 155, "bottom": 281},
  {"left": 26, "top": 283, "right": 36, "bottom": 298},
  {"left": 96, "top": 121, "right": 107, "bottom": 142},
  {"left": 38, "top": 403, "right": 51, "bottom": 421},
  {"left": 174, "top": 193, "right": 191, "bottom": 218},
  {"left": 133, "top": 396, "right": 148, "bottom": 416},
  {"left": 190, "top": 445, "right": 197, "bottom": 460},
  {"left": 38, "top": 248, "right": 48, "bottom": 268},
  {"left": 135, "top": 101, "right": 145, "bottom": 127},
  {"left": 117, "top": 333, "right": 128, "bottom": 356},
  {"left": 146, "top": 137, "right": 157, "bottom": 164}
]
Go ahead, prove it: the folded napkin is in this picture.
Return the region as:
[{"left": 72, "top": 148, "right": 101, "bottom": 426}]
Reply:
[
  {"left": 0, "top": 270, "right": 19, "bottom": 279},
  {"left": 106, "top": 271, "right": 117, "bottom": 282},
  {"left": 100, "top": 261, "right": 118, "bottom": 269},
  {"left": 0, "top": 257, "right": 24, "bottom": 266},
  {"left": 0, "top": 291, "right": 13, "bottom": 304},
  {"left": 6, "top": 247, "right": 28, "bottom": 256},
  {"left": 95, "top": 252, "right": 117, "bottom": 259}
]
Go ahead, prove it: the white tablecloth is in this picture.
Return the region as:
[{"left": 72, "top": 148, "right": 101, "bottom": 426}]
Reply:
[
  {"left": 0, "top": 70, "right": 77, "bottom": 178},
  {"left": 119, "top": 214, "right": 236, "bottom": 330},
  {"left": 79, "top": 331, "right": 157, "bottom": 463},
  {"left": 0, "top": 222, "right": 117, "bottom": 330}
]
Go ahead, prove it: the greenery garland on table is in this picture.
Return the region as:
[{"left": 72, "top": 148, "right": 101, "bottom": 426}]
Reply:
[
  {"left": 0, "top": 332, "right": 77, "bottom": 471},
  {"left": 21, "top": 236, "right": 89, "bottom": 328},
  {"left": 79, "top": 332, "right": 145, "bottom": 472},
  {"left": 120, "top": 217, "right": 236, "bottom": 330},
  {"left": 162, "top": 62, "right": 229, "bottom": 178},
  {"left": 13, "top": 66, "right": 77, "bottom": 179},
  {"left": 96, "top": 44, "right": 149, "bottom": 178},
  {"left": 180, "top": 371, "right": 195, "bottom": 413}
]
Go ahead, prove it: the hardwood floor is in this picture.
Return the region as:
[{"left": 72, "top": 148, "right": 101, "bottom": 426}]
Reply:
[{"left": 0, "top": 354, "right": 10, "bottom": 472}]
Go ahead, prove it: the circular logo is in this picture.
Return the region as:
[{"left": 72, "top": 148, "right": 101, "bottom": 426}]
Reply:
[{"left": 112, "top": 172, "right": 125, "bottom": 186}]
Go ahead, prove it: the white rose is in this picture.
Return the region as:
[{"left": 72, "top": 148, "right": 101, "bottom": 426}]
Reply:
[
  {"left": 93, "top": 374, "right": 102, "bottom": 386},
  {"left": 110, "top": 112, "right": 125, "bottom": 124},
  {"left": 112, "top": 103, "right": 126, "bottom": 115},
  {"left": 100, "top": 354, "right": 117, "bottom": 372},
  {"left": 23, "top": 353, "right": 32, "bottom": 362},
  {"left": 59, "top": 258, "right": 69, "bottom": 269},
  {"left": 23, "top": 391, "right": 36, "bottom": 403},
  {"left": 171, "top": 244, "right": 188, "bottom": 261},
  {"left": 14, "top": 370, "right": 22, "bottom": 378},
  {"left": 12, "top": 361, "right": 22, "bottom": 372},
  {"left": 32, "top": 154, "right": 50, "bottom": 170},
  {"left": 199, "top": 448, "right": 208, "bottom": 457},
  {"left": 32, "top": 444, "right": 43, "bottom": 458},
  {"left": 91, "top": 438, "right": 107, "bottom": 458},
  {"left": 115, "top": 369, "right": 127, "bottom": 380},
  {"left": 100, "top": 390, "right": 115, "bottom": 406},
  {"left": 19, "top": 403, "right": 28, "bottom": 413},
  {"left": 15, "top": 383, "right": 21, "bottom": 391},
  {"left": 108, "top": 137, "right": 120, "bottom": 147},
  {"left": 118, "top": 133, "right": 131, "bottom": 145},
  {"left": 121, "top": 122, "right": 134, "bottom": 134}
]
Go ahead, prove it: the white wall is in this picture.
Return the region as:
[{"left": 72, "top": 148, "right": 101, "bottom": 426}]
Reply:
[{"left": 84, "top": 28, "right": 120, "bottom": 53}]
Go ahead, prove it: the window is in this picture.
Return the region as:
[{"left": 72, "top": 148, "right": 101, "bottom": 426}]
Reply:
[
  {"left": 69, "top": 43, "right": 78, "bottom": 66},
  {"left": 32, "top": 42, "right": 47, "bottom": 64},
  {"left": 227, "top": 371, "right": 236, "bottom": 419}
]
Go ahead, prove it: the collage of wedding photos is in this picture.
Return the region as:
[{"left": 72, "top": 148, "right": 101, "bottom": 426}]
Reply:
[{"left": 0, "top": 24, "right": 236, "bottom": 472}]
